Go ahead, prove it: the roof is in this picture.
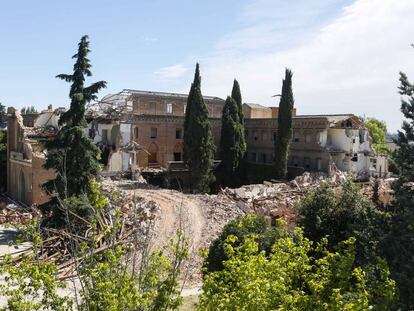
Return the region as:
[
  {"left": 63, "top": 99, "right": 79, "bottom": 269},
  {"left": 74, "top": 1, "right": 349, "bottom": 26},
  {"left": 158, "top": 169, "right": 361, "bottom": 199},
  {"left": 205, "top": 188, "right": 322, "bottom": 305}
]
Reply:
[
  {"left": 123, "top": 89, "right": 224, "bottom": 101},
  {"left": 244, "top": 103, "right": 271, "bottom": 109}
]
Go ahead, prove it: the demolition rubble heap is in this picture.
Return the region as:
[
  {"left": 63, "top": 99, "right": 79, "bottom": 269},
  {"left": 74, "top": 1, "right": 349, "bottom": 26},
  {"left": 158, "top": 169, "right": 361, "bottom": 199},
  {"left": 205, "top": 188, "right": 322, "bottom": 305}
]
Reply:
[{"left": 0, "top": 171, "right": 395, "bottom": 282}]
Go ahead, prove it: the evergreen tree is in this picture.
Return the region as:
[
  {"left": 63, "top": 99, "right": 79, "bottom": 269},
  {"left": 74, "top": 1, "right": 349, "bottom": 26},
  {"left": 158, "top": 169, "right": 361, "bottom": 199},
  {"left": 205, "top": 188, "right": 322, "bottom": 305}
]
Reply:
[
  {"left": 43, "top": 36, "right": 106, "bottom": 212},
  {"left": 383, "top": 65, "right": 414, "bottom": 309},
  {"left": 274, "top": 69, "right": 294, "bottom": 179},
  {"left": 183, "top": 63, "right": 215, "bottom": 193},
  {"left": 219, "top": 96, "right": 246, "bottom": 187},
  {"left": 231, "top": 79, "right": 244, "bottom": 125}
]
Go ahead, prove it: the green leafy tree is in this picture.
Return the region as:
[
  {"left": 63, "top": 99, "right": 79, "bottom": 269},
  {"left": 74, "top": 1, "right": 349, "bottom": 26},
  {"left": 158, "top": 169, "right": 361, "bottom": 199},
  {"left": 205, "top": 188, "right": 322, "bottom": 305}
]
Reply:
[
  {"left": 0, "top": 102, "right": 5, "bottom": 119},
  {"left": 382, "top": 63, "right": 414, "bottom": 309},
  {"left": 365, "top": 118, "right": 391, "bottom": 155},
  {"left": 183, "top": 63, "right": 215, "bottom": 193},
  {"left": 42, "top": 35, "right": 106, "bottom": 222},
  {"left": 0, "top": 129, "right": 6, "bottom": 191},
  {"left": 297, "top": 180, "right": 388, "bottom": 266},
  {"left": 219, "top": 96, "right": 246, "bottom": 187},
  {"left": 274, "top": 69, "right": 294, "bottom": 179},
  {"left": 199, "top": 227, "right": 395, "bottom": 310},
  {"left": 231, "top": 79, "right": 244, "bottom": 125},
  {"left": 204, "top": 214, "right": 287, "bottom": 273}
]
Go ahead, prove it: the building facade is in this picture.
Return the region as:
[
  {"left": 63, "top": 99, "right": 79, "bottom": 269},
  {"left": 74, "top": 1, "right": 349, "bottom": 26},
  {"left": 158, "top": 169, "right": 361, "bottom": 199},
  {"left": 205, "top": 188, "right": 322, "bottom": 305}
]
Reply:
[{"left": 7, "top": 89, "right": 388, "bottom": 205}]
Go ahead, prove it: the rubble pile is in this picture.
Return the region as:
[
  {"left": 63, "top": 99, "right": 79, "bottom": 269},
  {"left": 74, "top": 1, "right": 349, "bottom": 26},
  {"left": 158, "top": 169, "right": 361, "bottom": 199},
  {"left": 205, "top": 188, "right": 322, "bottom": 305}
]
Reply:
[
  {"left": 0, "top": 196, "right": 36, "bottom": 225},
  {"left": 362, "top": 177, "right": 396, "bottom": 205}
]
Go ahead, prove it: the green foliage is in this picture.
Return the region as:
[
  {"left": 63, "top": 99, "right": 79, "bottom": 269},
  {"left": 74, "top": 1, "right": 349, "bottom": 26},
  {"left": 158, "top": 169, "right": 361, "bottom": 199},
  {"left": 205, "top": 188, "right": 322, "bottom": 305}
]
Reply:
[
  {"left": 297, "top": 180, "right": 389, "bottom": 266},
  {"left": 0, "top": 102, "right": 5, "bottom": 115},
  {"left": 199, "top": 228, "right": 395, "bottom": 310},
  {"left": 0, "top": 256, "right": 73, "bottom": 311},
  {"left": 231, "top": 79, "right": 244, "bottom": 125},
  {"left": 364, "top": 118, "right": 391, "bottom": 155},
  {"left": 77, "top": 185, "right": 189, "bottom": 311},
  {"left": 0, "top": 129, "right": 7, "bottom": 191},
  {"left": 219, "top": 96, "right": 246, "bottom": 188},
  {"left": 381, "top": 64, "right": 414, "bottom": 309},
  {"left": 42, "top": 36, "right": 106, "bottom": 220},
  {"left": 183, "top": 63, "right": 215, "bottom": 193},
  {"left": 20, "top": 106, "right": 38, "bottom": 115},
  {"left": 204, "top": 214, "right": 287, "bottom": 273},
  {"left": 274, "top": 69, "right": 294, "bottom": 179}
]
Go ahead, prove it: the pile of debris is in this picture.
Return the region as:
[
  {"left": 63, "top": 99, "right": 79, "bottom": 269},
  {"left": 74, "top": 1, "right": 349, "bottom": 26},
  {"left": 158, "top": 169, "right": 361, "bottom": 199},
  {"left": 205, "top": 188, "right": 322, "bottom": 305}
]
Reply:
[
  {"left": 0, "top": 196, "right": 36, "bottom": 225},
  {"left": 218, "top": 171, "right": 349, "bottom": 226}
]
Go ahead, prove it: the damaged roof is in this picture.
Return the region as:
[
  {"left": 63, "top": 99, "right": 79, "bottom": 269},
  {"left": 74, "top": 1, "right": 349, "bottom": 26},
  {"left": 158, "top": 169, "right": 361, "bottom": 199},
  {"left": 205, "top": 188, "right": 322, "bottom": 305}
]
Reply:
[{"left": 124, "top": 89, "right": 224, "bottom": 101}]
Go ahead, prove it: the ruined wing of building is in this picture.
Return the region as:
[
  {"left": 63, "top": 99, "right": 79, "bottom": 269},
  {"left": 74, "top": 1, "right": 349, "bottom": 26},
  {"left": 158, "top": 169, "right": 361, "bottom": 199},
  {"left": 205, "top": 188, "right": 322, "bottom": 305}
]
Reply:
[{"left": 6, "top": 89, "right": 387, "bottom": 206}]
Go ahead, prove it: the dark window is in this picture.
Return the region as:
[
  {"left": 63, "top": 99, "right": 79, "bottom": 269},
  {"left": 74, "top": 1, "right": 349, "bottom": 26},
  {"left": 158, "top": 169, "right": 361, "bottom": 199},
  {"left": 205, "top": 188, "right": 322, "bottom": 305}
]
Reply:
[
  {"left": 176, "top": 128, "right": 182, "bottom": 139},
  {"left": 251, "top": 152, "right": 257, "bottom": 162},
  {"left": 273, "top": 131, "right": 277, "bottom": 142},
  {"left": 261, "top": 153, "right": 267, "bottom": 163},
  {"left": 173, "top": 152, "right": 181, "bottom": 161},
  {"left": 134, "top": 127, "right": 139, "bottom": 139},
  {"left": 150, "top": 127, "right": 157, "bottom": 138},
  {"left": 102, "top": 129, "right": 108, "bottom": 143}
]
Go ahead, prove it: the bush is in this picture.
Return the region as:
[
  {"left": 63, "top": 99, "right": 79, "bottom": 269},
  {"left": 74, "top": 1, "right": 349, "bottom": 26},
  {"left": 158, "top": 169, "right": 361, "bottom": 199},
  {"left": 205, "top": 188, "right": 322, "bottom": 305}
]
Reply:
[
  {"left": 204, "top": 214, "right": 287, "bottom": 273},
  {"left": 199, "top": 228, "right": 395, "bottom": 310}
]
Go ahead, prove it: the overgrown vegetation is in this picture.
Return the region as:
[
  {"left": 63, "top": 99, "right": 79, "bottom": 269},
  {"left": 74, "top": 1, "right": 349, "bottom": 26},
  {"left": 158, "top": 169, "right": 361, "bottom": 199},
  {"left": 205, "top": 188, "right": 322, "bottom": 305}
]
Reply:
[
  {"left": 274, "top": 69, "right": 294, "bottom": 179},
  {"left": 1, "top": 181, "right": 189, "bottom": 310},
  {"left": 200, "top": 224, "right": 395, "bottom": 310},
  {"left": 183, "top": 63, "right": 215, "bottom": 193},
  {"left": 381, "top": 59, "right": 414, "bottom": 309}
]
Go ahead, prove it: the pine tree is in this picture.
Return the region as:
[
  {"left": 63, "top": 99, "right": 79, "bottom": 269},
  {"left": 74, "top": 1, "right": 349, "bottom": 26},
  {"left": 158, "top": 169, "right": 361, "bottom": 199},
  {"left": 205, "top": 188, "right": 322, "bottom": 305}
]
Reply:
[
  {"left": 383, "top": 65, "right": 414, "bottom": 308},
  {"left": 183, "top": 63, "right": 215, "bottom": 193},
  {"left": 43, "top": 36, "right": 106, "bottom": 206},
  {"left": 274, "top": 69, "right": 294, "bottom": 179},
  {"left": 219, "top": 96, "right": 246, "bottom": 187},
  {"left": 231, "top": 79, "right": 244, "bottom": 125}
]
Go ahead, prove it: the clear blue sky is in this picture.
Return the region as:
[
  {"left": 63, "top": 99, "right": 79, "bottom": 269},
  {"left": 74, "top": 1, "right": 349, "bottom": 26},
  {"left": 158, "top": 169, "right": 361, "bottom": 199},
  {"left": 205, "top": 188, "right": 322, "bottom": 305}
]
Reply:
[{"left": 1, "top": 0, "right": 413, "bottom": 132}]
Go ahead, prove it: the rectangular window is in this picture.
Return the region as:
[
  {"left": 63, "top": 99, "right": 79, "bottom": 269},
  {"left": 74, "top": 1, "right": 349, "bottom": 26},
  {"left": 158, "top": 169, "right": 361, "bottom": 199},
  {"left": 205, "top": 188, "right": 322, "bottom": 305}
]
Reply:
[
  {"left": 183, "top": 104, "right": 187, "bottom": 114},
  {"left": 150, "top": 127, "right": 157, "bottom": 138},
  {"left": 293, "top": 132, "right": 300, "bottom": 143},
  {"left": 134, "top": 127, "right": 139, "bottom": 139},
  {"left": 261, "top": 153, "right": 267, "bottom": 163},
  {"left": 149, "top": 102, "right": 156, "bottom": 113},
  {"left": 251, "top": 152, "right": 257, "bottom": 162},
  {"left": 176, "top": 128, "right": 182, "bottom": 139},
  {"left": 102, "top": 129, "right": 108, "bottom": 143},
  {"left": 273, "top": 131, "right": 277, "bottom": 142},
  {"left": 167, "top": 103, "right": 173, "bottom": 114},
  {"left": 173, "top": 152, "right": 182, "bottom": 161},
  {"left": 305, "top": 134, "right": 311, "bottom": 143},
  {"left": 253, "top": 131, "right": 258, "bottom": 141}
]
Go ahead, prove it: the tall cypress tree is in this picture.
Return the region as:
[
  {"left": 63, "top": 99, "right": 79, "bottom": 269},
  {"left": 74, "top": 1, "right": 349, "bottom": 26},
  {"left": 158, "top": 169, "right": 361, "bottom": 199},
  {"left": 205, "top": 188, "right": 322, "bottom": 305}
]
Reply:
[
  {"left": 383, "top": 66, "right": 414, "bottom": 308},
  {"left": 183, "top": 63, "right": 215, "bottom": 193},
  {"left": 43, "top": 36, "right": 106, "bottom": 201},
  {"left": 274, "top": 69, "right": 294, "bottom": 179},
  {"left": 231, "top": 79, "right": 244, "bottom": 125},
  {"left": 219, "top": 96, "right": 246, "bottom": 187}
]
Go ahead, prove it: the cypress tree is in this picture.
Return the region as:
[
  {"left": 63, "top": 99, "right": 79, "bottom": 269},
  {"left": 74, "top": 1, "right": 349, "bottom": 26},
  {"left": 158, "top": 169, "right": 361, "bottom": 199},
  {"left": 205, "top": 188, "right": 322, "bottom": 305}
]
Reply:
[
  {"left": 183, "top": 63, "right": 215, "bottom": 193},
  {"left": 231, "top": 79, "right": 244, "bottom": 125},
  {"left": 383, "top": 67, "right": 414, "bottom": 308},
  {"left": 219, "top": 96, "right": 246, "bottom": 187},
  {"left": 274, "top": 69, "right": 294, "bottom": 179},
  {"left": 43, "top": 36, "right": 106, "bottom": 203}
]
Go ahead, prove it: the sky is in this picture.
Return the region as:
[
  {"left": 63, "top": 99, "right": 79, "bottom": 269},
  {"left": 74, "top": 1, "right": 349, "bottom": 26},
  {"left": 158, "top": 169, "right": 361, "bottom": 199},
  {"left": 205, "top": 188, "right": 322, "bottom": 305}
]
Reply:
[{"left": 1, "top": 0, "right": 414, "bottom": 132}]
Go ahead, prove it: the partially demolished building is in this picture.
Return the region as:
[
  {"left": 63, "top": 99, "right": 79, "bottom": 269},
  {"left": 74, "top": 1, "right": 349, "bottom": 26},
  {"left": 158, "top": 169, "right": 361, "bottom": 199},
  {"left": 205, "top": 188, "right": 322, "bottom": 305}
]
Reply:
[{"left": 6, "top": 89, "right": 387, "bottom": 205}]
